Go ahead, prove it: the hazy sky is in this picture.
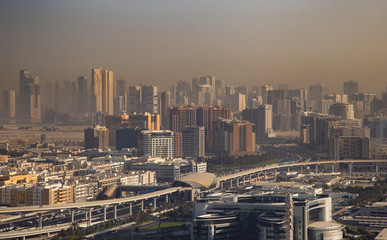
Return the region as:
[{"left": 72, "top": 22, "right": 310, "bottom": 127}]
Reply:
[{"left": 1, "top": 0, "right": 387, "bottom": 93}]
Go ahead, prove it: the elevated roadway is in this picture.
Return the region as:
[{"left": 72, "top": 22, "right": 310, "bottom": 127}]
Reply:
[{"left": 0, "top": 187, "right": 190, "bottom": 214}]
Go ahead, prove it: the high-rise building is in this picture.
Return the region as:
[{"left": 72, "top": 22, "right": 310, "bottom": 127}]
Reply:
[
  {"left": 343, "top": 80, "right": 358, "bottom": 101},
  {"left": 91, "top": 68, "right": 113, "bottom": 114},
  {"left": 129, "top": 113, "right": 160, "bottom": 130},
  {"left": 196, "top": 106, "right": 232, "bottom": 149},
  {"left": 91, "top": 68, "right": 103, "bottom": 113},
  {"left": 243, "top": 105, "right": 273, "bottom": 138},
  {"left": 127, "top": 85, "right": 158, "bottom": 114},
  {"left": 84, "top": 125, "right": 109, "bottom": 149},
  {"left": 308, "top": 83, "right": 324, "bottom": 101},
  {"left": 213, "top": 118, "right": 255, "bottom": 156},
  {"left": 138, "top": 130, "right": 175, "bottom": 159},
  {"left": 18, "top": 69, "right": 41, "bottom": 123},
  {"left": 77, "top": 76, "right": 88, "bottom": 115},
  {"left": 160, "top": 91, "right": 171, "bottom": 129},
  {"left": 142, "top": 85, "right": 158, "bottom": 114},
  {"left": 267, "top": 89, "right": 286, "bottom": 114},
  {"left": 169, "top": 106, "right": 197, "bottom": 132},
  {"left": 128, "top": 85, "right": 142, "bottom": 114},
  {"left": 329, "top": 103, "right": 354, "bottom": 120},
  {"left": 3, "top": 90, "right": 15, "bottom": 118},
  {"left": 116, "top": 128, "right": 142, "bottom": 150},
  {"left": 101, "top": 69, "right": 114, "bottom": 115},
  {"left": 182, "top": 126, "right": 205, "bottom": 158},
  {"left": 105, "top": 114, "right": 130, "bottom": 147},
  {"left": 328, "top": 136, "right": 369, "bottom": 160}
]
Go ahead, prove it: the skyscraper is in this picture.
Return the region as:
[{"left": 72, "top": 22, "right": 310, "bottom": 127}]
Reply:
[
  {"left": 91, "top": 68, "right": 113, "bottom": 114},
  {"left": 343, "top": 80, "right": 358, "bottom": 101},
  {"left": 77, "top": 76, "right": 88, "bottom": 115},
  {"left": 169, "top": 106, "right": 197, "bottom": 132},
  {"left": 160, "top": 91, "right": 171, "bottom": 129},
  {"left": 84, "top": 125, "right": 109, "bottom": 149},
  {"left": 212, "top": 118, "right": 255, "bottom": 156},
  {"left": 18, "top": 69, "right": 41, "bottom": 123},
  {"left": 101, "top": 69, "right": 114, "bottom": 115},
  {"left": 182, "top": 126, "right": 205, "bottom": 158},
  {"left": 91, "top": 68, "right": 103, "bottom": 113},
  {"left": 142, "top": 85, "right": 158, "bottom": 114},
  {"left": 3, "top": 90, "right": 15, "bottom": 118},
  {"left": 308, "top": 83, "right": 324, "bottom": 101},
  {"left": 138, "top": 130, "right": 175, "bottom": 159}
]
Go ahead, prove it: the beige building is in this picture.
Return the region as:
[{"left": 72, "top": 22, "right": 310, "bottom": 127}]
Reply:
[
  {"left": 0, "top": 174, "right": 38, "bottom": 187},
  {"left": 129, "top": 113, "right": 160, "bottom": 130},
  {"left": 0, "top": 183, "right": 73, "bottom": 206},
  {"left": 91, "top": 68, "right": 114, "bottom": 114}
]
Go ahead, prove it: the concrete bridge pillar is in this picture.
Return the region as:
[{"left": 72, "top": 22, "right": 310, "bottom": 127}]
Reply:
[
  {"left": 349, "top": 163, "right": 352, "bottom": 173},
  {"left": 153, "top": 198, "right": 157, "bottom": 211},
  {"left": 141, "top": 200, "right": 144, "bottom": 211},
  {"left": 38, "top": 213, "right": 43, "bottom": 228},
  {"left": 331, "top": 164, "right": 335, "bottom": 173},
  {"left": 243, "top": 176, "right": 246, "bottom": 185},
  {"left": 249, "top": 174, "right": 252, "bottom": 183},
  {"left": 129, "top": 202, "right": 133, "bottom": 215},
  {"left": 315, "top": 165, "right": 318, "bottom": 174},
  {"left": 264, "top": 171, "right": 267, "bottom": 180},
  {"left": 103, "top": 206, "right": 107, "bottom": 222},
  {"left": 230, "top": 179, "right": 233, "bottom": 188},
  {"left": 376, "top": 163, "right": 379, "bottom": 172},
  {"left": 220, "top": 181, "right": 224, "bottom": 189},
  {"left": 71, "top": 210, "right": 75, "bottom": 223},
  {"left": 114, "top": 205, "right": 117, "bottom": 219},
  {"left": 165, "top": 194, "right": 169, "bottom": 203},
  {"left": 236, "top": 177, "right": 239, "bottom": 187},
  {"left": 88, "top": 208, "right": 92, "bottom": 227}
]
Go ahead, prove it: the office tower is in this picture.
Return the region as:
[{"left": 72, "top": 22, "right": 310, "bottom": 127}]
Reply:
[
  {"left": 115, "top": 79, "right": 127, "bottom": 112},
  {"left": 115, "top": 79, "right": 126, "bottom": 97},
  {"left": 91, "top": 68, "right": 103, "bottom": 113},
  {"left": 329, "top": 103, "right": 354, "bottom": 120},
  {"left": 182, "top": 126, "right": 205, "bottom": 158},
  {"left": 213, "top": 118, "right": 255, "bottom": 156},
  {"left": 261, "top": 84, "right": 274, "bottom": 104},
  {"left": 3, "top": 90, "right": 16, "bottom": 118},
  {"left": 91, "top": 68, "right": 113, "bottom": 114},
  {"left": 287, "top": 88, "right": 308, "bottom": 102},
  {"left": 174, "top": 132, "right": 183, "bottom": 158},
  {"left": 113, "top": 96, "right": 126, "bottom": 114},
  {"left": 230, "top": 93, "right": 246, "bottom": 112},
  {"left": 116, "top": 128, "right": 142, "bottom": 150},
  {"left": 328, "top": 136, "right": 369, "bottom": 160},
  {"left": 77, "top": 76, "right": 88, "bottom": 115},
  {"left": 277, "top": 99, "right": 291, "bottom": 115},
  {"left": 160, "top": 91, "right": 171, "bottom": 129},
  {"left": 42, "top": 80, "right": 55, "bottom": 111},
  {"left": 318, "top": 99, "right": 334, "bottom": 115},
  {"left": 215, "top": 79, "right": 224, "bottom": 100},
  {"left": 18, "top": 69, "right": 41, "bottom": 123},
  {"left": 128, "top": 85, "right": 142, "bottom": 114},
  {"left": 129, "top": 113, "right": 160, "bottom": 130},
  {"left": 101, "top": 69, "right": 114, "bottom": 115},
  {"left": 267, "top": 89, "right": 286, "bottom": 114},
  {"left": 142, "top": 85, "right": 158, "bottom": 114},
  {"left": 84, "top": 125, "right": 109, "bottom": 149},
  {"left": 242, "top": 104, "right": 273, "bottom": 139},
  {"left": 127, "top": 85, "right": 158, "bottom": 114},
  {"left": 192, "top": 76, "right": 216, "bottom": 105},
  {"left": 105, "top": 114, "right": 130, "bottom": 147},
  {"left": 169, "top": 106, "right": 197, "bottom": 132},
  {"left": 343, "top": 80, "right": 358, "bottom": 101},
  {"left": 308, "top": 83, "right": 324, "bottom": 101},
  {"left": 138, "top": 130, "right": 175, "bottom": 159},
  {"left": 196, "top": 106, "right": 232, "bottom": 150}
]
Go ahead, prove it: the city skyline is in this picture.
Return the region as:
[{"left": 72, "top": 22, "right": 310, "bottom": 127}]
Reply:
[{"left": 1, "top": 1, "right": 387, "bottom": 94}]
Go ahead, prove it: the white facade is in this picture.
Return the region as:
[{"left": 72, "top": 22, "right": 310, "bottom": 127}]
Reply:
[{"left": 138, "top": 130, "right": 175, "bottom": 159}]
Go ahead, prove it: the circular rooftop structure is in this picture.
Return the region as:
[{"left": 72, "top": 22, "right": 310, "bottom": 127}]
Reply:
[{"left": 173, "top": 173, "right": 217, "bottom": 190}]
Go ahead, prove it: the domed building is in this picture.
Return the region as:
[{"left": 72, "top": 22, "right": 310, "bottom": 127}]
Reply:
[{"left": 172, "top": 172, "right": 217, "bottom": 190}]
